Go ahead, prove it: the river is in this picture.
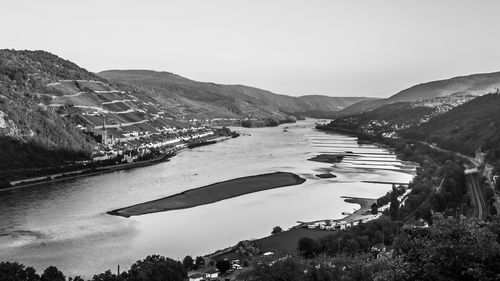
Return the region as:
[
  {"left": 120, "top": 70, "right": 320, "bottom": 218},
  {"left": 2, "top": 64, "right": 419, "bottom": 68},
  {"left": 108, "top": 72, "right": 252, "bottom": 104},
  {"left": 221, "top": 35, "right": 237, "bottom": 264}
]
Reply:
[{"left": 0, "top": 119, "right": 415, "bottom": 277}]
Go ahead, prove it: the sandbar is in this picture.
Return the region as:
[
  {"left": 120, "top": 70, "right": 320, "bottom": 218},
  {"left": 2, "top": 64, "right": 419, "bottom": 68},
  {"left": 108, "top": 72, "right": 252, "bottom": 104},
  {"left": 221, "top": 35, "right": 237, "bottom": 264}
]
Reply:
[{"left": 108, "top": 172, "right": 306, "bottom": 217}]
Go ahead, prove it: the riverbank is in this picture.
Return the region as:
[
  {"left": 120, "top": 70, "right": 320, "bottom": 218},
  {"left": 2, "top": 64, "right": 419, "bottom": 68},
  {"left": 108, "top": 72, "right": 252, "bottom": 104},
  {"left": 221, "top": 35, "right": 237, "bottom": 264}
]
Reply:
[
  {"left": 207, "top": 196, "right": 377, "bottom": 260},
  {"left": 0, "top": 151, "right": 176, "bottom": 192},
  {"left": 257, "top": 196, "right": 377, "bottom": 251},
  {"left": 2, "top": 137, "right": 233, "bottom": 192},
  {"left": 108, "top": 172, "right": 307, "bottom": 217}
]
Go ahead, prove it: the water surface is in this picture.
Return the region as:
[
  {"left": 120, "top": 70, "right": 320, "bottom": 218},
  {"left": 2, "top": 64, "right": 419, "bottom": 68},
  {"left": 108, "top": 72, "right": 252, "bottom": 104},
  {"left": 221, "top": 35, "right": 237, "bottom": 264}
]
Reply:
[{"left": 0, "top": 120, "right": 414, "bottom": 277}]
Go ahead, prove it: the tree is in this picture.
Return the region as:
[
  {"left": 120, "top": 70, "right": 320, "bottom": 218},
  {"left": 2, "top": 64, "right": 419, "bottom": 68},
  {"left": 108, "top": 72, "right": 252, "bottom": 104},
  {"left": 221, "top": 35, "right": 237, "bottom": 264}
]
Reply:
[
  {"left": 0, "top": 262, "right": 40, "bottom": 281},
  {"left": 371, "top": 203, "right": 378, "bottom": 214},
  {"left": 372, "top": 230, "right": 384, "bottom": 245},
  {"left": 91, "top": 270, "right": 120, "bottom": 281},
  {"left": 182, "top": 255, "right": 194, "bottom": 270},
  {"left": 389, "top": 186, "right": 400, "bottom": 221},
  {"left": 238, "top": 258, "right": 304, "bottom": 281},
  {"left": 271, "top": 226, "right": 283, "bottom": 235},
  {"left": 41, "top": 266, "right": 65, "bottom": 281},
  {"left": 195, "top": 257, "right": 205, "bottom": 269},
  {"left": 393, "top": 217, "right": 500, "bottom": 281},
  {"left": 128, "top": 255, "right": 186, "bottom": 281},
  {"left": 297, "top": 237, "right": 320, "bottom": 258},
  {"left": 215, "top": 260, "right": 231, "bottom": 275},
  {"left": 345, "top": 239, "right": 360, "bottom": 256}
]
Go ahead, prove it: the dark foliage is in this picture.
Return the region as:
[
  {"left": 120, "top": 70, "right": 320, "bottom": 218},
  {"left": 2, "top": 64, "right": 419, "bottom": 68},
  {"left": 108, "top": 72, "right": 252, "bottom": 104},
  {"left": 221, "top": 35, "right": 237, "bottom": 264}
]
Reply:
[
  {"left": 182, "top": 256, "right": 194, "bottom": 270},
  {"left": 393, "top": 217, "right": 500, "bottom": 281},
  {"left": 194, "top": 256, "right": 205, "bottom": 269},
  {"left": 215, "top": 260, "right": 231, "bottom": 275},
  {"left": 271, "top": 226, "right": 283, "bottom": 235},
  {"left": 297, "top": 237, "right": 321, "bottom": 258},
  {"left": 40, "top": 266, "right": 64, "bottom": 281},
  {"left": 0, "top": 50, "right": 98, "bottom": 177},
  {"left": 127, "top": 255, "right": 186, "bottom": 281},
  {"left": 319, "top": 216, "right": 398, "bottom": 256},
  {"left": 0, "top": 262, "right": 40, "bottom": 281}
]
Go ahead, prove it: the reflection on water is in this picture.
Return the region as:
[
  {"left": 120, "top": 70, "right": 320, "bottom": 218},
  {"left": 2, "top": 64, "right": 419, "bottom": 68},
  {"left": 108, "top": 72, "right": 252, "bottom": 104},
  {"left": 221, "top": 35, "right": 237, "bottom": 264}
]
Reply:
[{"left": 0, "top": 120, "right": 415, "bottom": 277}]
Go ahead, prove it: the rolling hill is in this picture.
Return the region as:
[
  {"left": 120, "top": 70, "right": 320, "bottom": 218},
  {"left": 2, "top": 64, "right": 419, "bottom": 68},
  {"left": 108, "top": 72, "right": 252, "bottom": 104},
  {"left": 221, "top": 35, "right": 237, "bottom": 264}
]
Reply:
[
  {"left": 401, "top": 92, "right": 500, "bottom": 159},
  {"left": 340, "top": 71, "right": 500, "bottom": 115},
  {"left": 0, "top": 49, "right": 99, "bottom": 175},
  {"left": 0, "top": 49, "right": 375, "bottom": 181},
  {"left": 98, "top": 70, "right": 374, "bottom": 119}
]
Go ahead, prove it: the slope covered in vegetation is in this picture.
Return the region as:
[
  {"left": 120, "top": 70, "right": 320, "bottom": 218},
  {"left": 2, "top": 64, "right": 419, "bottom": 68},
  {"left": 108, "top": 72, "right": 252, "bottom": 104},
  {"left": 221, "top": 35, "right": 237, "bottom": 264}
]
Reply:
[
  {"left": 0, "top": 50, "right": 99, "bottom": 176},
  {"left": 402, "top": 93, "right": 500, "bottom": 160},
  {"left": 99, "top": 70, "right": 373, "bottom": 119}
]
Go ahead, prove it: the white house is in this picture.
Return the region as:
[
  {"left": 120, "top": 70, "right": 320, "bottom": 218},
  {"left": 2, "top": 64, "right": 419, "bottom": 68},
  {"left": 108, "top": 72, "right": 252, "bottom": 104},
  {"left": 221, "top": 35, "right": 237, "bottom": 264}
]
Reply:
[
  {"left": 205, "top": 268, "right": 219, "bottom": 279},
  {"left": 339, "top": 221, "right": 347, "bottom": 230}
]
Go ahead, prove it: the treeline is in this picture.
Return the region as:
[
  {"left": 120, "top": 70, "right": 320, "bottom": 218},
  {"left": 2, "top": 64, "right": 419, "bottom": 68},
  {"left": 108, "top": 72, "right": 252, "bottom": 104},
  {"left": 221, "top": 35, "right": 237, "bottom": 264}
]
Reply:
[
  {"left": 393, "top": 140, "right": 468, "bottom": 220},
  {"left": 240, "top": 217, "right": 500, "bottom": 281},
  {"left": 324, "top": 102, "right": 434, "bottom": 135},
  {"left": 401, "top": 93, "right": 500, "bottom": 190},
  {"left": 0, "top": 49, "right": 104, "bottom": 84},
  {"left": 3, "top": 218, "right": 499, "bottom": 281},
  {"left": 297, "top": 216, "right": 400, "bottom": 258},
  {"left": 0, "top": 255, "right": 186, "bottom": 281},
  {"left": 241, "top": 116, "right": 297, "bottom": 128},
  {"left": 317, "top": 123, "right": 469, "bottom": 221}
]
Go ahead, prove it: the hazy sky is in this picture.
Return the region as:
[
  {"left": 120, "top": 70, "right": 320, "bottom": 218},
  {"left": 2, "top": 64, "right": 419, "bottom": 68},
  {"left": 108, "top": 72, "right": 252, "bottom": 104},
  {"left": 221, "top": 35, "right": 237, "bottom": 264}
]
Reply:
[{"left": 1, "top": 0, "right": 499, "bottom": 97}]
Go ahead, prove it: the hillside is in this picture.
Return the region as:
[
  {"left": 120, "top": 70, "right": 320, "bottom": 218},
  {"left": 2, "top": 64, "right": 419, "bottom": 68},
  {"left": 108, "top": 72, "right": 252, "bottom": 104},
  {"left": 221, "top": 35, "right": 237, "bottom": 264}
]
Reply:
[
  {"left": 297, "top": 95, "right": 377, "bottom": 112},
  {"left": 98, "top": 70, "right": 372, "bottom": 119},
  {"left": 340, "top": 71, "right": 500, "bottom": 115},
  {"left": 0, "top": 49, "right": 99, "bottom": 174},
  {"left": 326, "top": 94, "right": 476, "bottom": 138},
  {"left": 387, "top": 71, "right": 500, "bottom": 103},
  {"left": 402, "top": 93, "right": 500, "bottom": 160},
  {"left": 0, "top": 50, "right": 196, "bottom": 182},
  {"left": 0, "top": 49, "right": 374, "bottom": 183}
]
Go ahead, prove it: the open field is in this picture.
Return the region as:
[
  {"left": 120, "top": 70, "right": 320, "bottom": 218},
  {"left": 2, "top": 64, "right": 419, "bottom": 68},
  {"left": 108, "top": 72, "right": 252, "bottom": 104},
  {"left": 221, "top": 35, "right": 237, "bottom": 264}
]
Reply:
[{"left": 255, "top": 228, "right": 332, "bottom": 252}]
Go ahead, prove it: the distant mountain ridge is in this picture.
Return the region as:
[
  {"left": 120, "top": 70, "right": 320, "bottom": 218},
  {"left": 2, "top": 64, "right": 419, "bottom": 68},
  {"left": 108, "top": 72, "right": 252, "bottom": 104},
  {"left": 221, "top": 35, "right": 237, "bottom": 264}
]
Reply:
[
  {"left": 340, "top": 71, "right": 500, "bottom": 115},
  {"left": 0, "top": 49, "right": 375, "bottom": 178},
  {"left": 402, "top": 93, "right": 500, "bottom": 158},
  {"left": 98, "top": 69, "right": 375, "bottom": 119}
]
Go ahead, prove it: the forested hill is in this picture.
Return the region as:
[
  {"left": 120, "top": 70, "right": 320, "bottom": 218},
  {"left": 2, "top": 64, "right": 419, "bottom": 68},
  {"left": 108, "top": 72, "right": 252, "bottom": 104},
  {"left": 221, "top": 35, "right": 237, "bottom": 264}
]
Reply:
[
  {"left": 98, "top": 69, "right": 373, "bottom": 119},
  {"left": 339, "top": 71, "right": 500, "bottom": 115},
  {"left": 0, "top": 50, "right": 98, "bottom": 173},
  {"left": 402, "top": 92, "right": 500, "bottom": 162},
  {"left": 0, "top": 49, "right": 373, "bottom": 181}
]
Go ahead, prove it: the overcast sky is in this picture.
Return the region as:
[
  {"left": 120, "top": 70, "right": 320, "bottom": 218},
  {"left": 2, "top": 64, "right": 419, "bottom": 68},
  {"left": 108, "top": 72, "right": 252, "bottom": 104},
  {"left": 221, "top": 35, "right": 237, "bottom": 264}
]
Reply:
[{"left": 1, "top": 0, "right": 499, "bottom": 97}]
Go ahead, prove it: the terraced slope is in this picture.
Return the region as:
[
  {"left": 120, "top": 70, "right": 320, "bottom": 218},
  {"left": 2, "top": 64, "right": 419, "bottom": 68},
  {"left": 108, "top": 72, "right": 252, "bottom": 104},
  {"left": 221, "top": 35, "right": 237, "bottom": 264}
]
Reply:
[{"left": 99, "top": 70, "right": 374, "bottom": 119}]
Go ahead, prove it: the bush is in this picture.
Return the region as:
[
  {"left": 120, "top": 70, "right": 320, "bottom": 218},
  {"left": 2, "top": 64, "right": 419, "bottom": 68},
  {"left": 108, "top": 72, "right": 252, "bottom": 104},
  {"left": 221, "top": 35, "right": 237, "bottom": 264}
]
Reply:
[
  {"left": 0, "top": 262, "right": 40, "bottom": 281},
  {"left": 41, "top": 266, "right": 64, "bottom": 281},
  {"left": 271, "top": 226, "right": 283, "bottom": 235}
]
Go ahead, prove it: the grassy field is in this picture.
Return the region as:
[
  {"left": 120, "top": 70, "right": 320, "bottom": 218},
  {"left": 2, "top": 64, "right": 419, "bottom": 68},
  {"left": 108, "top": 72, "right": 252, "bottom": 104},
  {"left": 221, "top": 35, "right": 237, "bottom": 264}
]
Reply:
[
  {"left": 108, "top": 172, "right": 306, "bottom": 217},
  {"left": 255, "top": 228, "right": 332, "bottom": 252}
]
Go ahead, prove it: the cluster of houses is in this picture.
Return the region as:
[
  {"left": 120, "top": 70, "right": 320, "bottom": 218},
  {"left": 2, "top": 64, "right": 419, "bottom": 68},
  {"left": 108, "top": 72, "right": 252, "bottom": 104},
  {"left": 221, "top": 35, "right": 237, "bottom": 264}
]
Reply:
[
  {"left": 306, "top": 214, "right": 382, "bottom": 231},
  {"left": 188, "top": 260, "right": 242, "bottom": 281},
  {"left": 91, "top": 128, "right": 215, "bottom": 163},
  {"left": 188, "top": 269, "right": 220, "bottom": 281},
  {"left": 358, "top": 95, "right": 479, "bottom": 138},
  {"left": 307, "top": 220, "right": 359, "bottom": 230}
]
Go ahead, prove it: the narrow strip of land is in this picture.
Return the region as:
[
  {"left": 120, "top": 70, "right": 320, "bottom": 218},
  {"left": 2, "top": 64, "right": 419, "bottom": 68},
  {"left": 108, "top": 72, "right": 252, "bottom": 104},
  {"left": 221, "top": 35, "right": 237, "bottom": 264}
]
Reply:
[{"left": 108, "top": 172, "right": 306, "bottom": 217}]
